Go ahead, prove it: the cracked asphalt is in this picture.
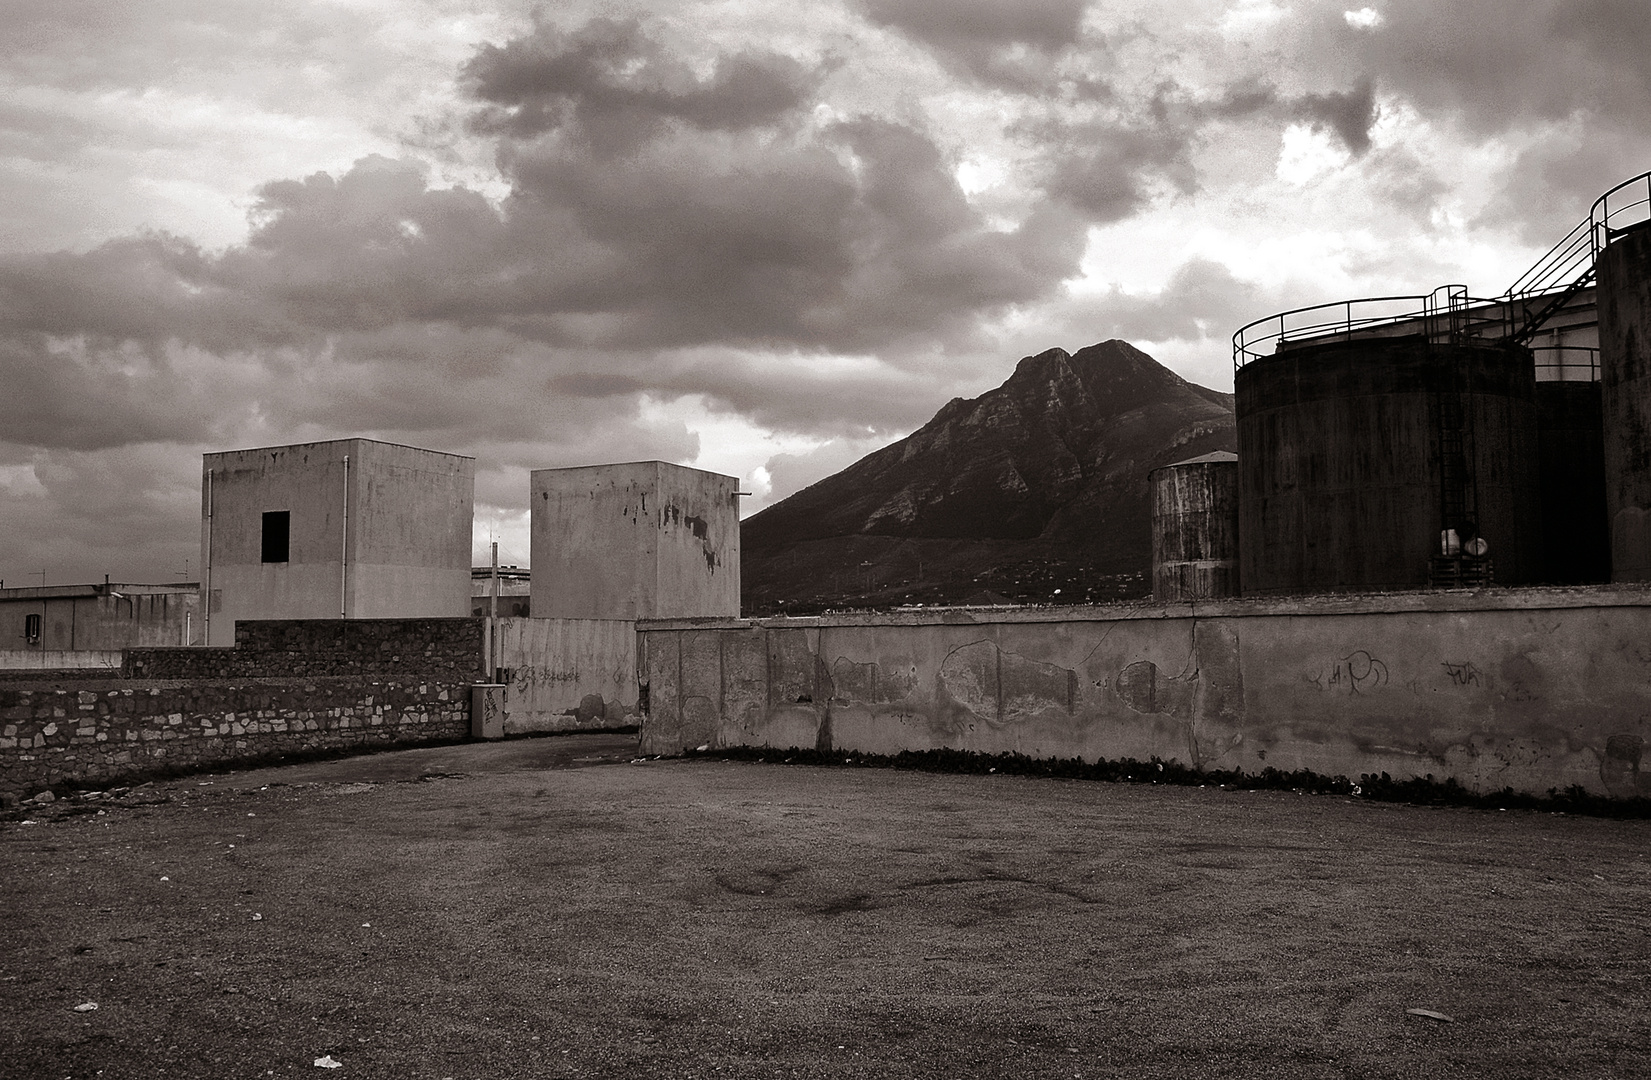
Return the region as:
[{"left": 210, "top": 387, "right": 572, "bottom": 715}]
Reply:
[{"left": 3, "top": 733, "right": 1650, "bottom": 1079}]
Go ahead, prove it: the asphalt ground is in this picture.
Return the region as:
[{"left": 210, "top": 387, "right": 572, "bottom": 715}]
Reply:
[{"left": 3, "top": 733, "right": 1649, "bottom": 1079}]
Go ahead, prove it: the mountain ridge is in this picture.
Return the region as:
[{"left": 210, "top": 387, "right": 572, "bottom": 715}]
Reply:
[{"left": 742, "top": 340, "right": 1236, "bottom": 611}]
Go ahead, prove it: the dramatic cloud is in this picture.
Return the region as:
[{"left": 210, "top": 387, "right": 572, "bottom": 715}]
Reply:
[
  {"left": 860, "top": 0, "right": 1091, "bottom": 88},
  {"left": 2, "top": 0, "right": 1648, "bottom": 583}
]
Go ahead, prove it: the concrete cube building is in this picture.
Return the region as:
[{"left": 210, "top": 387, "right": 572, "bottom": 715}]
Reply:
[
  {"left": 201, "top": 439, "right": 474, "bottom": 645},
  {"left": 531, "top": 461, "right": 740, "bottom": 620}
]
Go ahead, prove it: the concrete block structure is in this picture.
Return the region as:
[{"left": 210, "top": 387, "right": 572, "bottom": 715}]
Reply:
[
  {"left": 201, "top": 439, "right": 474, "bottom": 645},
  {"left": 0, "top": 582, "right": 200, "bottom": 653},
  {"left": 531, "top": 461, "right": 740, "bottom": 620}
]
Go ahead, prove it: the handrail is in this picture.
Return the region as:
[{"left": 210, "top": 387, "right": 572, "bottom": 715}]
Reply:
[
  {"left": 1530, "top": 345, "right": 1600, "bottom": 382},
  {"left": 1233, "top": 170, "right": 1650, "bottom": 372},
  {"left": 1232, "top": 289, "right": 1506, "bottom": 370},
  {"left": 1507, "top": 215, "right": 1593, "bottom": 300},
  {"left": 1591, "top": 171, "right": 1651, "bottom": 254}
]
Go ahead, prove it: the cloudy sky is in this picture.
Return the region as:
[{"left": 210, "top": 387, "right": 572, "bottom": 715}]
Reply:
[{"left": 2, "top": 0, "right": 1647, "bottom": 585}]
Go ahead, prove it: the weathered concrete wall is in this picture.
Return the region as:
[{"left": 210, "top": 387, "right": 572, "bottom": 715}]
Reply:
[
  {"left": 531, "top": 461, "right": 740, "bottom": 620},
  {"left": 639, "top": 588, "right": 1651, "bottom": 798},
  {"left": 494, "top": 617, "right": 638, "bottom": 734},
  {"left": 201, "top": 439, "right": 474, "bottom": 644},
  {"left": 0, "top": 651, "right": 122, "bottom": 672},
  {"left": 1598, "top": 222, "right": 1651, "bottom": 581},
  {"left": 0, "top": 618, "right": 484, "bottom": 803},
  {"left": 0, "top": 586, "right": 200, "bottom": 651}
]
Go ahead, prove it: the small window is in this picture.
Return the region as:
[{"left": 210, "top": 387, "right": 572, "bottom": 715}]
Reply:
[
  {"left": 24, "top": 613, "right": 41, "bottom": 643},
  {"left": 261, "top": 510, "right": 291, "bottom": 563}
]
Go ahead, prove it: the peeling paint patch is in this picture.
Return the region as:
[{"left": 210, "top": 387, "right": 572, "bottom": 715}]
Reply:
[
  {"left": 831, "top": 657, "right": 916, "bottom": 705},
  {"left": 939, "top": 641, "right": 1076, "bottom": 724}
]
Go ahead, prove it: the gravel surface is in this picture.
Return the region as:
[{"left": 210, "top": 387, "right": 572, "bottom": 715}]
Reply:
[{"left": 3, "top": 736, "right": 1649, "bottom": 1079}]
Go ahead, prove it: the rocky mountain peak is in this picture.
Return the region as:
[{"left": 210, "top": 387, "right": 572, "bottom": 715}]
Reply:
[{"left": 741, "top": 340, "right": 1236, "bottom": 613}]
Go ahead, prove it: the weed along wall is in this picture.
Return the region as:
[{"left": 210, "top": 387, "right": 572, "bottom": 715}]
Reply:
[
  {"left": 637, "top": 587, "right": 1651, "bottom": 799},
  {"left": 0, "top": 619, "right": 484, "bottom": 804}
]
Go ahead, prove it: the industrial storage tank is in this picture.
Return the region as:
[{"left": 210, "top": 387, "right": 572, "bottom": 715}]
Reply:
[
  {"left": 1595, "top": 174, "right": 1651, "bottom": 580},
  {"left": 1150, "top": 452, "right": 1240, "bottom": 601},
  {"left": 1234, "top": 305, "right": 1542, "bottom": 595}
]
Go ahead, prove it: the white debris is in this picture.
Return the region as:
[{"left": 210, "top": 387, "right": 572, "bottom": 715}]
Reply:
[
  {"left": 73, "top": 1002, "right": 98, "bottom": 1012},
  {"left": 314, "top": 1055, "right": 343, "bottom": 1068}
]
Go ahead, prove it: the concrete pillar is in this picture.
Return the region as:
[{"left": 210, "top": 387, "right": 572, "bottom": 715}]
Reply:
[{"left": 1598, "top": 223, "right": 1651, "bottom": 580}]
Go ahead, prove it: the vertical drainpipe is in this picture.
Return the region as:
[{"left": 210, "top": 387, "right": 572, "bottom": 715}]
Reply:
[
  {"left": 489, "top": 540, "right": 500, "bottom": 681},
  {"left": 203, "top": 468, "right": 213, "bottom": 647},
  {"left": 340, "top": 454, "right": 350, "bottom": 620}
]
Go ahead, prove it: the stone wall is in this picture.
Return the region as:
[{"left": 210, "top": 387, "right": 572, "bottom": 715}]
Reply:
[
  {"left": 0, "top": 678, "right": 468, "bottom": 803},
  {"left": 124, "top": 619, "right": 483, "bottom": 680},
  {"left": 0, "top": 618, "right": 485, "bottom": 804},
  {"left": 638, "top": 587, "right": 1651, "bottom": 799}
]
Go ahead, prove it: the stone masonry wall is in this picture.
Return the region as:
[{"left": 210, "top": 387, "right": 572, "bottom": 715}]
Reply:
[
  {"left": 0, "top": 618, "right": 486, "bottom": 804},
  {"left": 123, "top": 619, "right": 483, "bottom": 680},
  {"left": 0, "top": 678, "right": 468, "bottom": 803}
]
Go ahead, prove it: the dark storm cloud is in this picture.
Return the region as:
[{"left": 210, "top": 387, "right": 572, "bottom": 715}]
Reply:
[
  {"left": 1291, "top": 78, "right": 1377, "bottom": 155},
  {"left": 1037, "top": 117, "right": 1197, "bottom": 222},
  {"left": 464, "top": 17, "right": 821, "bottom": 151},
  {"left": 1056, "top": 258, "right": 1282, "bottom": 344},
  {"left": 1286, "top": 0, "right": 1651, "bottom": 221}
]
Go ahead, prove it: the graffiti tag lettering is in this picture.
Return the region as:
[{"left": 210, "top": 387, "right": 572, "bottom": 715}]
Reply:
[
  {"left": 1442, "top": 661, "right": 1481, "bottom": 687},
  {"left": 1304, "top": 651, "right": 1389, "bottom": 695}
]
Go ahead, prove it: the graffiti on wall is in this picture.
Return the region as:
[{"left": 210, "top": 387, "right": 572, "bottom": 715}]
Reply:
[
  {"left": 1442, "top": 661, "right": 1482, "bottom": 687},
  {"left": 1304, "top": 650, "right": 1388, "bottom": 695}
]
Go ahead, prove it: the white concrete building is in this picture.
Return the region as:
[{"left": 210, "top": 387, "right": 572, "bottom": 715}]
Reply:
[
  {"left": 200, "top": 439, "right": 474, "bottom": 645},
  {"left": 531, "top": 461, "right": 740, "bottom": 620}
]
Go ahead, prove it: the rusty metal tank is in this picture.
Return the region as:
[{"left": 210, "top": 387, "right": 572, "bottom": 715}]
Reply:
[
  {"left": 1150, "top": 452, "right": 1240, "bottom": 601},
  {"left": 1235, "top": 334, "right": 1542, "bottom": 594}
]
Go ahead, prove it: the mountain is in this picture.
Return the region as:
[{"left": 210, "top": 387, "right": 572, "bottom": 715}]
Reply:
[{"left": 741, "top": 340, "right": 1236, "bottom": 612}]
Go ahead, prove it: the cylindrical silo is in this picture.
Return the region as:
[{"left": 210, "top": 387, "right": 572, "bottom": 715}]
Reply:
[
  {"left": 1150, "top": 452, "right": 1240, "bottom": 601},
  {"left": 1597, "top": 220, "right": 1651, "bottom": 581},
  {"left": 1236, "top": 336, "right": 1542, "bottom": 595}
]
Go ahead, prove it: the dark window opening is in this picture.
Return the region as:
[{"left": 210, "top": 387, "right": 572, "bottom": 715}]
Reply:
[
  {"left": 262, "top": 510, "right": 291, "bottom": 563},
  {"left": 24, "top": 613, "right": 41, "bottom": 643}
]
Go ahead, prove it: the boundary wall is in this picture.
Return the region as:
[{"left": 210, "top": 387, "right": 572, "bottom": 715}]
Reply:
[
  {"left": 0, "top": 619, "right": 484, "bottom": 804},
  {"left": 638, "top": 588, "right": 1651, "bottom": 799},
  {"left": 495, "top": 617, "right": 639, "bottom": 734}
]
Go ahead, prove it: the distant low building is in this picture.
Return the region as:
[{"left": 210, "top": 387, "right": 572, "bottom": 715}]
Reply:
[
  {"left": 471, "top": 566, "right": 531, "bottom": 618},
  {"left": 0, "top": 582, "right": 200, "bottom": 653}
]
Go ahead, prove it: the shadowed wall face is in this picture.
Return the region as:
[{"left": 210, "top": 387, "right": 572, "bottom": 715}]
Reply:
[
  {"left": 1598, "top": 223, "right": 1651, "bottom": 581},
  {"left": 1236, "top": 338, "right": 1541, "bottom": 595},
  {"left": 1535, "top": 382, "right": 1610, "bottom": 583}
]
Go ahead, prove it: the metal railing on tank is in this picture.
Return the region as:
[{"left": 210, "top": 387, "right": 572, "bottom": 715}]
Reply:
[
  {"left": 1507, "top": 216, "right": 1594, "bottom": 301},
  {"left": 1232, "top": 286, "right": 1508, "bottom": 371},
  {"left": 1592, "top": 171, "right": 1651, "bottom": 255},
  {"left": 1531, "top": 345, "right": 1600, "bottom": 382}
]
